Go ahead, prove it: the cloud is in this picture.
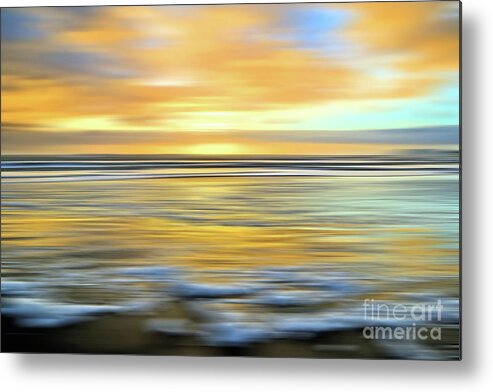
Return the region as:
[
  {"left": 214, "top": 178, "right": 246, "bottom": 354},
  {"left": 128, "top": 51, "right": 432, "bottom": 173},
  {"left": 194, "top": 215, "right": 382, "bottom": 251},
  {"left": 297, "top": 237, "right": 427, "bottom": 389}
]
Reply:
[
  {"left": 2, "top": 125, "right": 459, "bottom": 156},
  {"left": 251, "top": 126, "right": 459, "bottom": 145},
  {"left": 1, "top": 3, "right": 459, "bottom": 155}
]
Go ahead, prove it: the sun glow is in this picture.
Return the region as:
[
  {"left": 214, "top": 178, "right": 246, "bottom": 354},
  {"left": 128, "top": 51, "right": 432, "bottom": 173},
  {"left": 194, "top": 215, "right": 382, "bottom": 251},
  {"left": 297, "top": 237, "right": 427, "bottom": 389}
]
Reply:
[
  {"left": 55, "top": 116, "right": 123, "bottom": 131},
  {"left": 184, "top": 143, "right": 247, "bottom": 155}
]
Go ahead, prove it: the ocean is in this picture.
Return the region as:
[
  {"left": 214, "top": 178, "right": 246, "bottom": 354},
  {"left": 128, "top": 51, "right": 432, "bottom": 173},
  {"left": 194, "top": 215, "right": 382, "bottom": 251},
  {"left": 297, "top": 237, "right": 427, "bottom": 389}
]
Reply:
[{"left": 1, "top": 154, "right": 460, "bottom": 358}]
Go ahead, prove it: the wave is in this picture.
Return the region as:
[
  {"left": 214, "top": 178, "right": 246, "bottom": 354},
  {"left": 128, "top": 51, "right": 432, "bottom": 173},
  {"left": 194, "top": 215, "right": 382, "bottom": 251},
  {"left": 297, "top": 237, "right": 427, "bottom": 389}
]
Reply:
[{"left": 1, "top": 156, "right": 459, "bottom": 183}]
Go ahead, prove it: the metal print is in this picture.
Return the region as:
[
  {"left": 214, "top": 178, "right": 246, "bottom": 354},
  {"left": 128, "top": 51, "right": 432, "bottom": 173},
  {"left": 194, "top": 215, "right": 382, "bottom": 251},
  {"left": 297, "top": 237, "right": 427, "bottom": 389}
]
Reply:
[{"left": 0, "top": 1, "right": 461, "bottom": 359}]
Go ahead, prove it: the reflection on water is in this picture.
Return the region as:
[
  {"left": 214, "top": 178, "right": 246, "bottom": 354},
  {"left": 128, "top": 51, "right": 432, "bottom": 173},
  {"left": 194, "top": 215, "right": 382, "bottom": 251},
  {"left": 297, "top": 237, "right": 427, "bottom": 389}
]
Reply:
[{"left": 1, "top": 156, "right": 460, "bottom": 359}]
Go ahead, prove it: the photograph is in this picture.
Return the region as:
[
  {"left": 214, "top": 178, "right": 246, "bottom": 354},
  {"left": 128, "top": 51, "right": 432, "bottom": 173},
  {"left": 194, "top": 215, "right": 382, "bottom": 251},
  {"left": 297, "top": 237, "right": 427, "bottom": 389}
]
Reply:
[{"left": 1, "top": 1, "right": 460, "bottom": 360}]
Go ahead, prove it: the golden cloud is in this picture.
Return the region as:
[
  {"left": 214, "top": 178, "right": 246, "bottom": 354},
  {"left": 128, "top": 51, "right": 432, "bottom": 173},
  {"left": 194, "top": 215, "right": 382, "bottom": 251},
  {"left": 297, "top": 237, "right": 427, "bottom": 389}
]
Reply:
[{"left": 1, "top": 3, "right": 459, "bottom": 136}]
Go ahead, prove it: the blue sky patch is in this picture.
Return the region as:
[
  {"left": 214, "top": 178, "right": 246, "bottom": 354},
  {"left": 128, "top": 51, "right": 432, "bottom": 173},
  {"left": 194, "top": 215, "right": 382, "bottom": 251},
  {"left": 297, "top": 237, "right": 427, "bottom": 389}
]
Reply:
[
  {"left": 1, "top": 9, "right": 45, "bottom": 41},
  {"left": 283, "top": 7, "right": 352, "bottom": 51}
]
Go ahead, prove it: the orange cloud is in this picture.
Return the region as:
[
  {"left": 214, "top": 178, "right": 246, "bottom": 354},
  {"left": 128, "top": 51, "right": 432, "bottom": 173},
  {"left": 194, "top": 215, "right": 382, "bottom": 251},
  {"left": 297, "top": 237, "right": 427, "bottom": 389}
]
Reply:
[{"left": 1, "top": 3, "right": 459, "bottom": 155}]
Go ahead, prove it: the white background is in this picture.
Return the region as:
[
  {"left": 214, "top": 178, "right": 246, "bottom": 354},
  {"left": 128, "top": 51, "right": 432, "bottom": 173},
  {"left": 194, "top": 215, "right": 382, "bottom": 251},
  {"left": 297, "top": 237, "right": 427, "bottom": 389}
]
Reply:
[{"left": 0, "top": 0, "right": 491, "bottom": 391}]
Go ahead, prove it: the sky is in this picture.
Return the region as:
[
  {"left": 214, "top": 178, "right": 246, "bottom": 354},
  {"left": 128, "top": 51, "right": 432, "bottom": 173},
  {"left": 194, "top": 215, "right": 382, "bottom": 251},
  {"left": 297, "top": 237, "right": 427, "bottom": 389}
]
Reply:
[{"left": 1, "top": 2, "right": 460, "bottom": 155}]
